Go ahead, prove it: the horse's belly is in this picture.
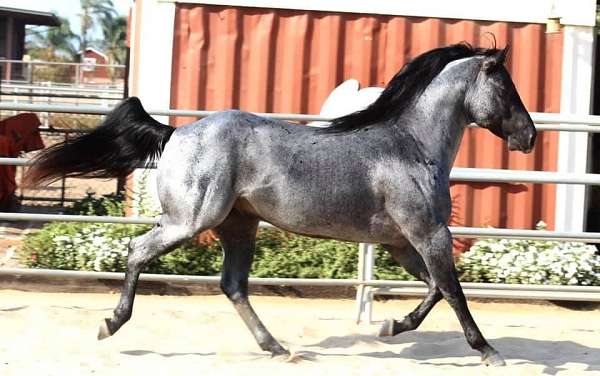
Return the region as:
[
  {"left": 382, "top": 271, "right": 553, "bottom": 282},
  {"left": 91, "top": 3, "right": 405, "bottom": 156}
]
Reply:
[{"left": 236, "top": 196, "right": 403, "bottom": 244}]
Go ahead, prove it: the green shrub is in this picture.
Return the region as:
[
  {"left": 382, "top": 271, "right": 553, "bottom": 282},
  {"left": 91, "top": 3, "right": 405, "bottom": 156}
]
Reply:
[
  {"left": 65, "top": 192, "right": 126, "bottom": 216},
  {"left": 251, "top": 229, "right": 358, "bottom": 279},
  {"left": 373, "top": 247, "right": 417, "bottom": 281}
]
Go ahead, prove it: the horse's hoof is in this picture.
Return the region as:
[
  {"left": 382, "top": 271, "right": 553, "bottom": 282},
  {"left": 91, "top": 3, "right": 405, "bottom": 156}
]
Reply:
[
  {"left": 266, "top": 342, "right": 290, "bottom": 358},
  {"left": 482, "top": 351, "right": 506, "bottom": 367},
  {"left": 270, "top": 346, "right": 290, "bottom": 357},
  {"left": 271, "top": 348, "right": 292, "bottom": 361},
  {"left": 97, "top": 318, "right": 113, "bottom": 340},
  {"left": 377, "top": 318, "right": 395, "bottom": 337}
]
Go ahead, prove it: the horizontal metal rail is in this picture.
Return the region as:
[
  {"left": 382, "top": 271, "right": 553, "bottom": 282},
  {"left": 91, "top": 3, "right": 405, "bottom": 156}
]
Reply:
[
  {"left": 0, "top": 59, "right": 125, "bottom": 69},
  {"left": 0, "top": 212, "right": 158, "bottom": 225},
  {"left": 19, "top": 196, "right": 80, "bottom": 203},
  {"left": 2, "top": 102, "right": 600, "bottom": 132},
  {"left": 38, "top": 127, "right": 90, "bottom": 134},
  {"left": 449, "top": 168, "right": 600, "bottom": 185},
  {"left": 2, "top": 83, "right": 124, "bottom": 94},
  {"left": 0, "top": 267, "right": 354, "bottom": 286},
  {"left": 2, "top": 212, "right": 600, "bottom": 242},
  {"left": 370, "top": 286, "right": 600, "bottom": 302},
  {"left": 1, "top": 268, "right": 598, "bottom": 301},
  {"left": 0, "top": 158, "right": 29, "bottom": 166},
  {"left": 1, "top": 91, "right": 122, "bottom": 101},
  {"left": 3, "top": 157, "right": 600, "bottom": 185},
  {"left": 0, "top": 102, "right": 329, "bottom": 121},
  {"left": 449, "top": 226, "right": 600, "bottom": 242}
]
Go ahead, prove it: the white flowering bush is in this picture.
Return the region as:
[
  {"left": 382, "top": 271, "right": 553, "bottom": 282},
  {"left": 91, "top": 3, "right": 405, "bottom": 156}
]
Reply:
[
  {"left": 50, "top": 225, "right": 132, "bottom": 271},
  {"left": 23, "top": 221, "right": 146, "bottom": 272},
  {"left": 458, "top": 222, "right": 600, "bottom": 285}
]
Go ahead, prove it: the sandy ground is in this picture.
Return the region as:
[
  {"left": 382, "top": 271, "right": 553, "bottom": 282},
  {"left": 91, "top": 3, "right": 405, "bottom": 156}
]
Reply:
[{"left": 0, "top": 291, "right": 598, "bottom": 376}]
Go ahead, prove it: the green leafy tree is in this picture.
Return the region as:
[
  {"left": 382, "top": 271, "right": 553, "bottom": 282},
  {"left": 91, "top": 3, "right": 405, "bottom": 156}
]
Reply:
[
  {"left": 79, "top": 0, "right": 117, "bottom": 61},
  {"left": 26, "top": 17, "right": 78, "bottom": 61},
  {"left": 101, "top": 15, "right": 127, "bottom": 65},
  {"left": 26, "top": 1, "right": 126, "bottom": 66}
]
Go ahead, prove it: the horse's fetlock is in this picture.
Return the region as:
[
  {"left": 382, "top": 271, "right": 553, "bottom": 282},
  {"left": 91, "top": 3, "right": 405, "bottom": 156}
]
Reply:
[
  {"left": 466, "top": 331, "right": 488, "bottom": 351},
  {"left": 221, "top": 283, "right": 245, "bottom": 302}
]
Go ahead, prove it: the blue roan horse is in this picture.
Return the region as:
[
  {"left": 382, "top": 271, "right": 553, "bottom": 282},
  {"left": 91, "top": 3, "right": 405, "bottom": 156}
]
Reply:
[{"left": 27, "top": 43, "right": 535, "bottom": 366}]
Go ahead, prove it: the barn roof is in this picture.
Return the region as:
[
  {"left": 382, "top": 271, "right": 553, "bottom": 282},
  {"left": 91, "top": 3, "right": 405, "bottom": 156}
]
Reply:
[{"left": 0, "top": 5, "right": 60, "bottom": 27}]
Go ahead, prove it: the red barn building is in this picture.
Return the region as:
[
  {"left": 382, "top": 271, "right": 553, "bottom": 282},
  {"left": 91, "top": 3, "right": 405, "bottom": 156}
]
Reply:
[{"left": 77, "top": 47, "right": 111, "bottom": 83}]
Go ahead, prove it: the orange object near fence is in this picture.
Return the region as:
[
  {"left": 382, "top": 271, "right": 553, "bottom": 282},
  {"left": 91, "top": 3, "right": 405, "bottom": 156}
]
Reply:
[{"left": 0, "top": 113, "right": 44, "bottom": 211}]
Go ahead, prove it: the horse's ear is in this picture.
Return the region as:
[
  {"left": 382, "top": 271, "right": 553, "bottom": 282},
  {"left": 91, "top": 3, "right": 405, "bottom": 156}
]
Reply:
[
  {"left": 481, "top": 45, "right": 510, "bottom": 73},
  {"left": 496, "top": 44, "right": 510, "bottom": 64}
]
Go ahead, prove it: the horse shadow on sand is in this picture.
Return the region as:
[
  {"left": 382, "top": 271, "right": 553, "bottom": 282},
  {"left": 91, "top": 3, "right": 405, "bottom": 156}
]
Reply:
[
  {"left": 304, "top": 330, "right": 600, "bottom": 375},
  {"left": 121, "top": 350, "right": 217, "bottom": 358}
]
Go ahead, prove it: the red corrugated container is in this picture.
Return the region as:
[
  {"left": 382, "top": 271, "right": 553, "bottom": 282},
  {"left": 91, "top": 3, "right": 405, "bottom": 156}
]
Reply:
[{"left": 170, "top": 5, "right": 562, "bottom": 249}]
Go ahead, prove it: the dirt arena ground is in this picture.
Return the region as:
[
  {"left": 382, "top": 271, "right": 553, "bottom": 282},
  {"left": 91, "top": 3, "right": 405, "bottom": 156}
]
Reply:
[{"left": 0, "top": 291, "right": 598, "bottom": 375}]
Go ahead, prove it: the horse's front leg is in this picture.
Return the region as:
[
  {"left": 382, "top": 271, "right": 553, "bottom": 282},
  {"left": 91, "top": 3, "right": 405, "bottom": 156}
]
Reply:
[
  {"left": 215, "top": 215, "right": 289, "bottom": 356},
  {"left": 407, "top": 224, "right": 505, "bottom": 366}
]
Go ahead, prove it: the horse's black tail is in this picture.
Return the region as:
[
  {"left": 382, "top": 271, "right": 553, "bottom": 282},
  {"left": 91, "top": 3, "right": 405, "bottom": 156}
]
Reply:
[{"left": 26, "top": 97, "right": 175, "bottom": 185}]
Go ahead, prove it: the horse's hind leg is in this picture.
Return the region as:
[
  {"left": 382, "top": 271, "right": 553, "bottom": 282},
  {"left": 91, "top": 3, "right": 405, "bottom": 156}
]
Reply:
[
  {"left": 377, "top": 244, "right": 442, "bottom": 337},
  {"left": 98, "top": 178, "right": 235, "bottom": 339},
  {"left": 97, "top": 222, "right": 196, "bottom": 339},
  {"left": 215, "top": 212, "right": 289, "bottom": 356}
]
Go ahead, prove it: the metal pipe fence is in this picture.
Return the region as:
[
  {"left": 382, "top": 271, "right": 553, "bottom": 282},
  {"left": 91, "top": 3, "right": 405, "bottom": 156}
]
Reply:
[
  {"left": 3, "top": 212, "right": 600, "bottom": 243},
  {"left": 0, "top": 59, "right": 125, "bottom": 68},
  {"left": 5, "top": 157, "right": 600, "bottom": 186},
  {"left": 1, "top": 101, "right": 600, "bottom": 323},
  {"left": 2, "top": 83, "right": 124, "bottom": 94},
  {"left": 2, "top": 102, "right": 600, "bottom": 131},
  {"left": 4, "top": 268, "right": 600, "bottom": 317},
  {"left": 0, "top": 60, "right": 126, "bottom": 87},
  {"left": 1, "top": 92, "right": 122, "bottom": 101}
]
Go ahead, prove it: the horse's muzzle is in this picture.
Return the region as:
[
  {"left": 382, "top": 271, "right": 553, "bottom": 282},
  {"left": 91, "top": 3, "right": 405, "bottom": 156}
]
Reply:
[{"left": 508, "top": 127, "right": 536, "bottom": 154}]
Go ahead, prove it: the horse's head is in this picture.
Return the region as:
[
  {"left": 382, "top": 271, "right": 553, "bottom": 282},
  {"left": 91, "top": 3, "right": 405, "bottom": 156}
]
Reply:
[{"left": 465, "top": 46, "right": 536, "bottom": 153}]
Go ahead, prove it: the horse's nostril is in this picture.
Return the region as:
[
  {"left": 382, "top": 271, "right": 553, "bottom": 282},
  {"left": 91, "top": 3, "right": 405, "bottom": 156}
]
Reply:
[{"left": 528, "top": 128, "right": 537, "bottom": 146}]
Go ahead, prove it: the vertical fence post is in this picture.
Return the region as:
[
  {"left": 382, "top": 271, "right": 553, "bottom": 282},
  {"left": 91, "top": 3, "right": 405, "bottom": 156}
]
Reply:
[
  {"left": 355, "top": 242, "right": 375, "bottom": 323},
  {"left": 363, "top": 243, "right": 375, "bottom": 323},
  {"left": 4, "top": 61, "right": 11, "bottom": 82},
  {"left": 75, "top": 64, "right": 81, "bottom": 86},
  {"left": 27, "top": 62, "right": 33, "bottom": 103},
  {"left": 355, "top": 243, "right": 366, "bottom": 323},
  {"left": 60, "top": 132, "right": 69, "bottom": 206},
  {"left": 27, "top": 62, "right": 33, "bottom": 84}
]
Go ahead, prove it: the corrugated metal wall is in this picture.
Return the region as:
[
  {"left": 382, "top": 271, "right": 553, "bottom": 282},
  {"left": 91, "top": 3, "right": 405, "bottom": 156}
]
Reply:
[{"left": 170, "top": 4, "right": 563, "bottom": 244}]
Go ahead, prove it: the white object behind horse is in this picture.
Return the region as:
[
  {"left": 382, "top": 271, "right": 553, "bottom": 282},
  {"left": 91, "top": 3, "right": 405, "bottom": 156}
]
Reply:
[{"left": 309, "top": 79, "right": 383, "bottom": 127}]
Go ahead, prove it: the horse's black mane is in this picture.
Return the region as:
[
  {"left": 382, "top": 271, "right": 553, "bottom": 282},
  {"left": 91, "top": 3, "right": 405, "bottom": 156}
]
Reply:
[{"left": 322, "top": 42, "right": 500, "bottom": 134}]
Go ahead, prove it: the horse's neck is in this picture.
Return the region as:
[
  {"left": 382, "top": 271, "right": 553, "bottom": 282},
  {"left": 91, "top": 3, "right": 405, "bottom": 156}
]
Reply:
[{"left": 397, "top": 68, "right": 472, "bottom": 174}]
